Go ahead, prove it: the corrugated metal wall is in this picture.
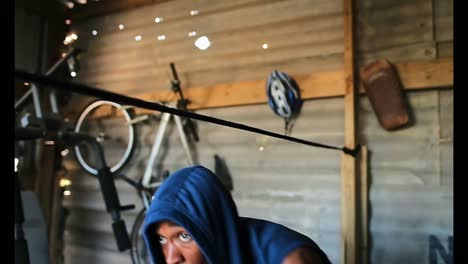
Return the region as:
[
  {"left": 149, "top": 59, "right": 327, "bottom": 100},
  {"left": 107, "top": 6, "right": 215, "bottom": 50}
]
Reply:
[
  {"left": 62, "top": 90, "right": 453, "bottom": 264},
  {"left": 61, "top": 0, "right": 453, "bottom": 263}
]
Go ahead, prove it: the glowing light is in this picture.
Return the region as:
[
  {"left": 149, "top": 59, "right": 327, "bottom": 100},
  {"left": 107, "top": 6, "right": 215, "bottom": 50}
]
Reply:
[
  {"left": 259, "top": 146, "right": 265, "bottom": 152},
  {"left": 157, "top": 35, "right": 166, "bottom": 40},
  {"left": 70, "top": 33, "right": 78, "bottom": 40},
  {"left": 188, "top": 31, "right": 197, "bottom": 37},
  {"left": 65, "top": 19, "right": 71, "bottom": 25},
  {"left": 194, "top": 36, "right": 211, "bottom": 50},
  {"left": 70, "top": 71, "right": 77, "bottom": 77},
  {"left": 92, "top": 30, "right": 98, "bottom": 36},
  {"left": 24, "top": 82, "right": 29, "bottom": 86},
  {"left": 135, "top": 35, "right": 142, "bottom": 41},
  {"left": 154, "top": 17, "right": 163, "bottom": 23},
  {"left": 61, "top": 149, "right": 69, "bottom": 156},
  {"left": 59, "top": 179, "right": 72, "bottom": 187},
  {"left": 15, "top": 158, "right": 19, "bottom": 172},
  {"left": 190, "top": 10, "right": 199, "bottom": 16},
  {"left": 119, "top": 24, "right": 124, "bottom": 30},
  {"left": 262, "top": 43, "right": 268, "bottom": 49},
  {"left": 63, "top": 190, "right": 71, "bottom": 196}
]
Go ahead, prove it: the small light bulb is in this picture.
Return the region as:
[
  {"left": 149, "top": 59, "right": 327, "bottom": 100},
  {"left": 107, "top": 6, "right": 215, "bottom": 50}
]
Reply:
[
  {"left": 61, "top": 149, "right": 69, "bottom": 156},
  {"left": 119, "top": 24, "right": 124, "bottom": 30},
  {"left": 92, "top": 30, "right": 97, "bottom": 36},
  {"left": 59, "top": 179, "right": 72, "bottom": 187},
  {"left": 154, "top": 17, "right": 163, "bottom": 23},
  {"left": 65, "top": 19, "right": 71, "bottom": 25},
  {"left": 70, "top": 71, "right": 77, "bottom": 77},
  {"left": 194, "top": 36, "right": 211, "bottom": 50},
  {"left": 262, "top": 43, "right": 268, "bottom": 49},
  {"left": 135, "top": 35, "right": 142, "bottom": 41}
]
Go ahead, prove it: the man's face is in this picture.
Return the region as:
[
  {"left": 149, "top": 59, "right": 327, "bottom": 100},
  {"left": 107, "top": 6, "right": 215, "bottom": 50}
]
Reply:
[{"left": 156, "top": 221, "right": 207, "bottom": 264}]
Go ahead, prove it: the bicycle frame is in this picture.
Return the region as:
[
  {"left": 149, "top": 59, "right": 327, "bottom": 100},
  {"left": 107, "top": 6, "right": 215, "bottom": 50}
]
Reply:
[
  {"left": 15, "top": 47, "right": 135, "bottom": 253},
  {"left": 137, "top": 103, "right": 196, "bottom": 209},
  {"left": 15, "top": 48, "right": 82, "bottom": 121}
]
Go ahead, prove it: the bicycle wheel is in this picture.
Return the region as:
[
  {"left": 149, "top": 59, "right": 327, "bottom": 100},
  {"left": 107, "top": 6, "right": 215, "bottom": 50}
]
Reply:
[
  {"left": 130, "top": 207, "right": 152, "bottom": 264},
  {"left": 73, "top": 100, "right": 137, "bottom": 176}
]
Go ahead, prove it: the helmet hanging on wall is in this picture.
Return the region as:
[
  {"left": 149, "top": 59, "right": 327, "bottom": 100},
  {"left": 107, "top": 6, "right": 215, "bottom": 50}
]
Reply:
[{"left": 266, "top": 70, "right": 302, "bottom": 135}]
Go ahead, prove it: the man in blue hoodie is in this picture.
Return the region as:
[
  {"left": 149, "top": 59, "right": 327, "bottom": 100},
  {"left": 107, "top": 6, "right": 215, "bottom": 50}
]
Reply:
[{"left": 143, "top": 165, "right": 332, "bottom": 264}]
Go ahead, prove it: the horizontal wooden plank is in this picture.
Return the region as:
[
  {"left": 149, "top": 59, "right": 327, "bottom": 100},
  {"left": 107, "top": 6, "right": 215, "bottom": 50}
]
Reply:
[
  {"left": 132, "top": 57, "right": 452, "bottom": 110},
  {"left": 68, "top": 57, "right": 451, "bottom": 118},
  {"left": 395, "top": 57, "right": 452, "bottom": 89}
]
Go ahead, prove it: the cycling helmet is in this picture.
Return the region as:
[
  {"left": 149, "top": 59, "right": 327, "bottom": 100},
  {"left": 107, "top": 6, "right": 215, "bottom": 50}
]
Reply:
[{"left": 266, "top": 70, "right": 302, "bottom": 120}]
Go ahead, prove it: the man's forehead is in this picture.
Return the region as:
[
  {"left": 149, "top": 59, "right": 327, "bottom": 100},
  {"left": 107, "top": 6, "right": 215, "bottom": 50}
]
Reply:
[{"left": 156, "top": 220, "right": 183, "bottom": 231}]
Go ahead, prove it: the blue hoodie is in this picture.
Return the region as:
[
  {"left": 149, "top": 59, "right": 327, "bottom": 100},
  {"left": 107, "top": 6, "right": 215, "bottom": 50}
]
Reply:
[{"left": 143, "top": 165, "right": 331, "bottom": 264}]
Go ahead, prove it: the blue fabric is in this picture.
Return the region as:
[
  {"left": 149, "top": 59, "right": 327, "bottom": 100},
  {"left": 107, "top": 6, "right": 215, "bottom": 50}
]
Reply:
[{"left": 143, "top": 165, "right": 331, "bottom": 264}]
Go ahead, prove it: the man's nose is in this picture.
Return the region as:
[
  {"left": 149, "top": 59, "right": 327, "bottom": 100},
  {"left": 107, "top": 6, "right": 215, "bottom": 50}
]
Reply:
[{"left": 165, "top": 243, "right": 184, "bottom": 264}]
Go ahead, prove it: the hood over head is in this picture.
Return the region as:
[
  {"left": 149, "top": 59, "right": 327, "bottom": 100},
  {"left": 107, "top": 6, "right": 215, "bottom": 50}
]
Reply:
[{"left": 142, "top": 165, "right": 244, "bottom": 264}]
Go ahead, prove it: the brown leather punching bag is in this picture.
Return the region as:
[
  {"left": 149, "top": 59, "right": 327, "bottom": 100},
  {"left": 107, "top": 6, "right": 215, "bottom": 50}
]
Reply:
[{"left": 360, "top": 59, "right": 410, "bottom": 130}]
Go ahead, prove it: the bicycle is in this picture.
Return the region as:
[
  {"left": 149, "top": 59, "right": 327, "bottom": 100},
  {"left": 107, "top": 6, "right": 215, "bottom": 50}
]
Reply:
[
  {"left": 15, "top": 47, "right": 142, "bottom": 262},
  {"left": 72, "top": 63, "right": 200, "bottom": 264}
]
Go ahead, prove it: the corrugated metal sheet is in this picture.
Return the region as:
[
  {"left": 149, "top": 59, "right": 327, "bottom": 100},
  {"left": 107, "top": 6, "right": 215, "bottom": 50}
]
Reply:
[
  {"left": 62, "top": 89, "right": 453, "bottom": 264},
  {"left": 362, "top": 90, "right": 453, "bottom": 264},
  {"left": 60, "top": 0, "right": 453, "bottom": 263}
]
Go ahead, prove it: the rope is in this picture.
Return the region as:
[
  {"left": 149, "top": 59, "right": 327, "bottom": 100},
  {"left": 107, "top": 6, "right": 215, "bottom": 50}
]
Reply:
[{"left": 15, "top": 69, "right": 360, "bottom": 157}]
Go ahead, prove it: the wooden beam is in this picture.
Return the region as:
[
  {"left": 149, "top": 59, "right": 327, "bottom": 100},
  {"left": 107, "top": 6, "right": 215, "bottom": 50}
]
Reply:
[
  {"left": 359, "top": 146, "right": 369, "bottom": 264},
  {"left": 134, "top": 57, "right": 452, "bottom": 111},
  {"left": 341, "top": 0, "right": 359, "bottom": 262},
  {"left": 394, "top": 57, "right": 453, "bottom": 89},
  {"left": 34, "top": 143, "right": 57, "bottom": 236},
  {"left": 70, "top": 57, "right": 453, "bottom": 119}
]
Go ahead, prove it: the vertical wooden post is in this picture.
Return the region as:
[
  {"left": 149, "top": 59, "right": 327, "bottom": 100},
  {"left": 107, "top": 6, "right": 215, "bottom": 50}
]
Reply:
[
  {"left": 341, "top": 0, "right": 360, "bottom": 263},
  {"left": 49, "top": 174, "right": 65, "bottom": 264},
  {"left": 34, "top": 142, "right": 57, "bottom": 230},
  {"left": 360, "top": 146, "right": 369, "bottom": 264}
]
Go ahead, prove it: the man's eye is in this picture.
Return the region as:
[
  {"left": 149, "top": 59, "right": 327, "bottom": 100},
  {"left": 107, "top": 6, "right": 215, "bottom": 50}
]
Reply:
[
  {"left": 158, "top": 236, "right": 167, "bottom": 244},
  {"left": 178, "top": 233, "right": 192, "bottom": 243}
]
